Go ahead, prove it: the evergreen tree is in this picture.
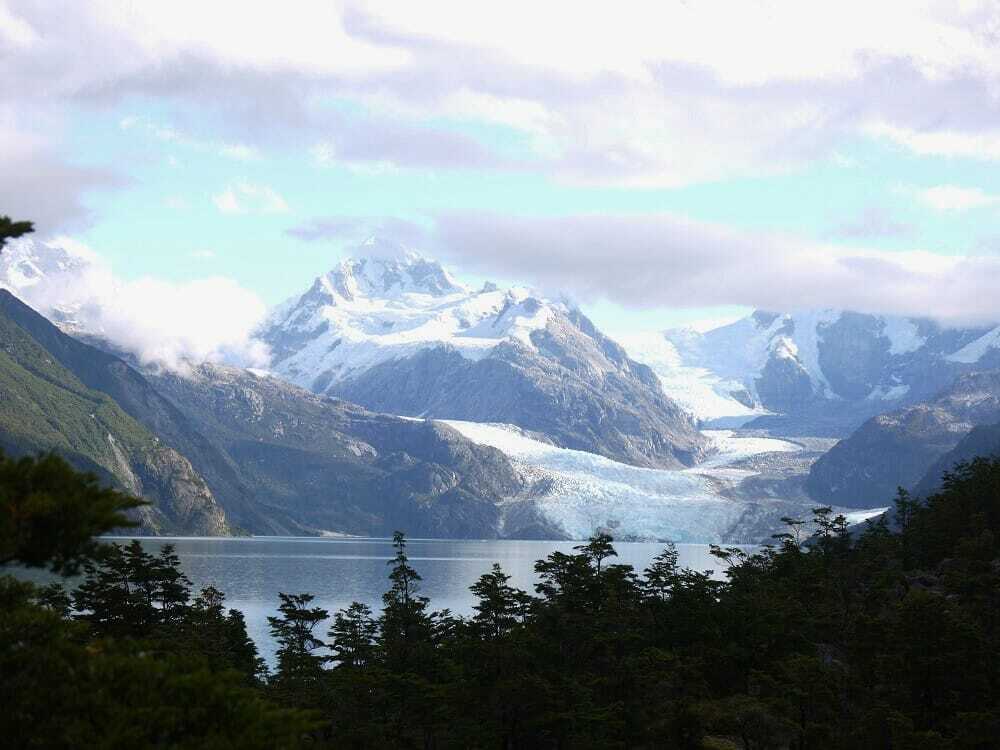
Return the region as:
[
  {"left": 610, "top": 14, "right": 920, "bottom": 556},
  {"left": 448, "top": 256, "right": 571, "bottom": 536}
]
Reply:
[
  {"left": 329, "top": 601, "right": 378, "bottom": 669},
  {"left": 187, "top": 585, "right": 267, "bottom": 684},
  {"left": 0, "top": 439, "right": 312, "bottom": 747},
  {"left": 0, "top": 215, "right": 33, "bottom": 250},
  {"left": 469, "top": 563, "right": 531, "bottom": 641},
  {"left": 72, "top": 539, "right": 192, "bottom": 639},
  {"left": 575, "top": 531, "right": 617, "bottom": 572},
  {"left": 643, "top": 542, "right": 680, "bottom": 601},
  {"left": 267, "top": 593, "right": 329, "bottom": 708},
  {"left": 378, "top": 530, "right": 432, "bottom": 673},
  {"left": 0, "top": 452, "right": 143, "bottom": 574}
]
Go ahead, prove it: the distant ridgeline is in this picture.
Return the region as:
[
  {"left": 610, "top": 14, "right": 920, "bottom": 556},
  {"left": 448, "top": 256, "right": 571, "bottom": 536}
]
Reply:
[
  {"left": 3, "top": 448, "right": 1000, "bottom": 746},
  {"left": 644, "top": 309, "right": 1000, "bottom": 435}
]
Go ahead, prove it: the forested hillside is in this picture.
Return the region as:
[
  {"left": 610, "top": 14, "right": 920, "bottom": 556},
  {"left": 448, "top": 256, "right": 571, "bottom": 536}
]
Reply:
[
  {"left": 4, "top": 450, "right": 999, "bottom": 748},
  {"left": 0, "top": 292, "right": 229, "bottom": 535}
]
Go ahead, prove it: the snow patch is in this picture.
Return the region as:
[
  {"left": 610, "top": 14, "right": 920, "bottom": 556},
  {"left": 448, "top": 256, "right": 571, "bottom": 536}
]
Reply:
[
  {"left": 842, "top": 507, "right": 890, "bottom": 526},
  {"left": 881, "top": 317, "right": 925, "bottom": 355},
  {"left": 867, "top": 383, "right": 910, "bottom": 401},
  {"left": 788, "top": 309, "right": 840, "bottom": 397},
  {"left": 614, "top": 331, "right": 763, "bottom": 422},
  {"left": 946, "top": 326, "right": 1000, "bottom": 364},
  {"left": 657, "top": 309, "right": 843, "bottom": 413}
]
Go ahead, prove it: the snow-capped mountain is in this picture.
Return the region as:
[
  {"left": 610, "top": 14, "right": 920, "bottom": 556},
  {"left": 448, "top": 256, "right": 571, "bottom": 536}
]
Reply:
[
  {"left": 0, "top": 236, "right": 92, "bottom": 289},
  {"left": 0, "top": 236, "right": 268, "bottom": 368},
  {"left": 258, "top": 239, "right": 708, "bottom": 469},
  {"left": 623, "top": 310, "right": 1000, "bottom": 435},
  {"left": 260, "top": 238, "right": 556, "bottom": 387},
  {"left": 0, "top": 236, "right": 105, "bottom": 332}
]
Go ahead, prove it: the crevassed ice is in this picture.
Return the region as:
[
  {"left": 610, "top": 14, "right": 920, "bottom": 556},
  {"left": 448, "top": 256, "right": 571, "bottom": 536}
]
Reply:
[{"left": 443, "top": 421, "right": 801, "bottom": 543}]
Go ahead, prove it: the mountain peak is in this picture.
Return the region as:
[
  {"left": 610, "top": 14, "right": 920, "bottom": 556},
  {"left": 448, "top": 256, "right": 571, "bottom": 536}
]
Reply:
[
  {"left": 325, "top": 240, "right": 465, "bottom": 300},
  {"left": 355, "top": 235, "right": 419, "bottom": 263},
  {"left": 0, "top": 237, "right": 95, "bottom": 293}
]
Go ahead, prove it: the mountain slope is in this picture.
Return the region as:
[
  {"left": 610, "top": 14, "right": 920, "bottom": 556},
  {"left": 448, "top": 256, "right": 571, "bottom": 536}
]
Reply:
[
  {"left": 146, "top": 363, "right": 524, "bottom": 538},
  {"left": 641, "top": 309, "right": 1000, "bottom": 435},
  {"left": 0, "top": 289, "right": 273, "bottom": 532},
  {"left": 258, "top": 242, "right": 707, "bottom": 468},
  {"left": 0, "top": 288, "right": 529, "bottom": 538},
  {"left": 0, "top": 291, "right": 229, "bottom": 535},
  {"left": 914, "top": 421, "right": 1000, "bottom": 497},
  {"left": 806, "top": 370, "right": 1000, "bottom": 507}
]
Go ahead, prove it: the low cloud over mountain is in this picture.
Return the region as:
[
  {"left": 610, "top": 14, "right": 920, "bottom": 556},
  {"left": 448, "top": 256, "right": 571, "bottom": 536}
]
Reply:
[{"left": 0, "top": 237, "right": 269, "bottom": 370}]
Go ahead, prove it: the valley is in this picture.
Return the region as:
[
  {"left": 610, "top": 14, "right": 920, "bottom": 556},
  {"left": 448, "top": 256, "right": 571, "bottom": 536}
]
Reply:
[
  {"left": 0, "top": 236, "right": 995, "bottom": 544},
  {"left": 444, "top": 421, "right": 867, "bottom": 543}
]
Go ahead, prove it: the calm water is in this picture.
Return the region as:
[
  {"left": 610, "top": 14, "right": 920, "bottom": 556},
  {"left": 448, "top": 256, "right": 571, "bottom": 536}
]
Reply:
[{"left": 46, "top": 536, "right": 740, "bottom": 665}]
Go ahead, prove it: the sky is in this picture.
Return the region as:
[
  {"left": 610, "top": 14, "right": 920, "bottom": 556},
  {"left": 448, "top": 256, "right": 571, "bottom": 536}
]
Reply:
[{"left": 5, "top": 0, "right": 1000, "bottom": 342}]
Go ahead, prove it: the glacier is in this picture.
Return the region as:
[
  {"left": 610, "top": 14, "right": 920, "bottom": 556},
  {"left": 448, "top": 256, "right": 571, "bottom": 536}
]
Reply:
[
  {"left": 442, "top": 420, "right": 851, "bottom": 543},
  {"left": 613, "top": 330, "right": 765, "bottom": 423}
]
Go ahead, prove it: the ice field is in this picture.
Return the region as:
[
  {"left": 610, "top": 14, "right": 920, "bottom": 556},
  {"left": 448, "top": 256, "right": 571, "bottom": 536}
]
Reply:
[{"left": 445, "top": 422, "right": 806, "bottom": 542}]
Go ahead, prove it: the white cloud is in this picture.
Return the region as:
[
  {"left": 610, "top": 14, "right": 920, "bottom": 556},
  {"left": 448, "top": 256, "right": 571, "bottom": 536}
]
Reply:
[
  {"left": 0, "top": 112, "right": 122, "bottom": 232},
  {"left": 120, "top": 116, "right": 262, "bottom": 161},
  {"left": 7, "top": 2, "right": 1000, "bottom": 189},
  {"left": 310, "top": 142, "right": 337, "bottom": 167},
  {"left": 866, "top": 122, "right": 1000, "bottom": 161},
  {"left": 0, "top": 4, "right": 39, "bottom": 47},
  {"left": 308, "top": 139, "right": 406, "bottom": 175},
  {"left": 89, "top": 0, "right": 409, "bottom": 77},
  {"left": 98, "top": 276, "right": 270, "bottom": 369},
  {"left": 118, "top": 115, "right": 182, "bottom": 143},
  {"left": 212, "top": 189, "right": 242, "bottom": 214},
  {"left": 364, "top": 2, "right": 1000, "bottom": 85},
  {"left": 212, "top": 181, "right": 289, "bottom": 215},
  {"left": 188, "top": 249, "right": 216, "bottom": 260},
  {"left": 219, "top": 143, "right": 259, "bottom": 161},
  {"left": 917, "top": 184, "right": 1000, "bottom": 212},
  {"left": 432, "top": 211, "right": 1000, "bottom": 325},
  {"left": 1, "top": 236, "right": 269, "bottom": 370}
]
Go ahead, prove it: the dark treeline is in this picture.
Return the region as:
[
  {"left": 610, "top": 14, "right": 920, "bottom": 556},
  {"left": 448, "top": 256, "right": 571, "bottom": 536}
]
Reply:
[{"left": 2, "top": 452, "right": 1000, "bottom": 748}]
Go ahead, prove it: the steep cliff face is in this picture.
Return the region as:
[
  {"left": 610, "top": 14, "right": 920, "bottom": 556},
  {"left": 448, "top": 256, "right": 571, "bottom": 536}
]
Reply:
[
  {"left": 0, "top": 291, "right": 231, "bottom": 535},
  {"left": 147, "top": 363, "right": 524, "bottom": 537},
  {"left": 258, "top": 244, "right": 707, "bottom": 469},
  {"left": 807, "top": 370, "right": 1000, "bottom": 508},
  {"left": 129, "top": 445, "right": 231, "bottom": 535}
]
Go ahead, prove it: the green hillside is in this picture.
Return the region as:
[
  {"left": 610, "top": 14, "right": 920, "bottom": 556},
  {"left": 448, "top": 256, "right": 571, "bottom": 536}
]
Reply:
[{"left": 0, "top": 298, "right": 229, "bottom": 535}]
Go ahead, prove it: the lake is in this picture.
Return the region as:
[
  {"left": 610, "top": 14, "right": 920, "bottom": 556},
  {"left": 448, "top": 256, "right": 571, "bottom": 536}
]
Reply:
[{"left": 42, "top": 536, "right": 742, "bottom": 665}]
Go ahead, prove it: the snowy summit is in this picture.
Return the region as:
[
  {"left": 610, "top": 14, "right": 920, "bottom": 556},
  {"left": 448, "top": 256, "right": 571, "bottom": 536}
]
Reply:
[{"left": 258, "top": 239, "right": 561, "bottom": 392}]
